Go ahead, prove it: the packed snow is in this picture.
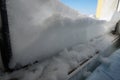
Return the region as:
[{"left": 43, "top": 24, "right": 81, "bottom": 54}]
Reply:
[{"left": 87, "top": 49, "right": 120, "bottom": 80}]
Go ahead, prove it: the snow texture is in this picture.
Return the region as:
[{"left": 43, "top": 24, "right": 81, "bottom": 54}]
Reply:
[
  {"left": 87, "top": 49, "right": 120, "bottom": 80},
  {"left": 0, "top": 0, "right": 118, "bottom": 79},
  {"left": 0, "top": 0, "right": 119, "bottom": 80},
  {"left": 6, "top": 0, "right": 111, "bottom": 68},
  {"left": 0, "top": 34, "right": 116, "bottom": 80},
  {"left": 0, "top": 44, "right": 96, "bottom": 80}
]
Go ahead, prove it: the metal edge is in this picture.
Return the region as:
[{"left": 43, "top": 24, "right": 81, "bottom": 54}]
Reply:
[{"left": 0, "top": 0, "right": 12, "bottom": 71}]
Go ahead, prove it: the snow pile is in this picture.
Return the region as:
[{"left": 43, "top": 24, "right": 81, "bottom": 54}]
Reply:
[
  {"left": 6, "top": 0, "right": 110, "bottom": 68},
  {"left": 1, "top": 44, "right": 96, "bottom": 80},
  {"left": 87, "top": 49, "right": 120, "bottom": 80}
]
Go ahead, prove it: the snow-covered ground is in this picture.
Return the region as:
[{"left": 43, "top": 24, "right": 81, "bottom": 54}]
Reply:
[
  {"left": 87, "top": 49, "right": 120, "bottom": 80},
  {"left": 0, "top": 0, "right": 120, "bottom": 80}
]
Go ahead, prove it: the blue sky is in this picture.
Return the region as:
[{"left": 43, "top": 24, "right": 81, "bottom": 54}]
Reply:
[{"left": 60, "top": 0, "right": 98, "bottom": 15}]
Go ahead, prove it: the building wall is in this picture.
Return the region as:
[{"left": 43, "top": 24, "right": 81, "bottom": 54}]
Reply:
[
  {"left": 117, "top": 1, "right": 120, "bottom": 12},
  {"left": 96, "top": 0, "right": 119, "bottom": 21}
]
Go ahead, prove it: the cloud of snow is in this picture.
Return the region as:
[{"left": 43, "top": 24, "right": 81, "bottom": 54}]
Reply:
[{"left": 6, "top": 0, "right": 109, "bottom": 68}]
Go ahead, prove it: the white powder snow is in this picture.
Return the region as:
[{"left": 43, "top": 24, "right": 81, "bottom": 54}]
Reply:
[
  {"left": 6, "top": 0, "right": 111, "bottom": 68},
  {"left": 0, "top": 0, "right": 119, "bottom": 80},
  {"left": 0, "top": 43, "right": 96, "bottom": 80}
]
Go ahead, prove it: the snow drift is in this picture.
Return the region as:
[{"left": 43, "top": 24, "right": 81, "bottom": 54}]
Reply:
[
  {"left": 0, "top": 34, "right": 116, "bottom": 80},
  {"left": 0, "top": 44, "right": 96, "bottom": 80},
  {"left": 6, "top": 0, "right": 109, "bottom": 68}
]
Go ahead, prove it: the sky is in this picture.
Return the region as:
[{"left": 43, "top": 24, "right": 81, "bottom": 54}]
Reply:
[{"left": 60, "top": 0, "right": 98, "bottom": 15}]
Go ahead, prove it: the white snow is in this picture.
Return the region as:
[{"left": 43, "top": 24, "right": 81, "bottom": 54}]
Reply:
[
  {"left": 99, "top": 56, "right": 111, "bottom": 68},
  {"left": 6, "top": 0, "right": 112, "bottom": 68},
  {"left": 0, "top": 0, "right": 118, "bottom": 79},
  {"left": 0, "top": 35, "right": 116, "bottom": 80},
  {"left": 0, "top": 44, "right": 96, "bottom": 80},
  {"left": 87, "top": 49, "right": 120, "bottom": 80}
]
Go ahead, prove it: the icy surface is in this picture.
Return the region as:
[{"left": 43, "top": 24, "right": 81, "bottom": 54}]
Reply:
[
  {"left": 87, "top": 49, "right": 120, "bottom": 80},
  {"left": 6, "top": 0, "right": 111, "bottom": 68}
]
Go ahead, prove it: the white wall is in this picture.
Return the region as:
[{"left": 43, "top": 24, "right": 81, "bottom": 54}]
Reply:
[
  {"left": 117, "top": 1, "right": 120, "bottom": 12},
  {"left": 98, "top": 0, "right": 119, "bottom": 21}
]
